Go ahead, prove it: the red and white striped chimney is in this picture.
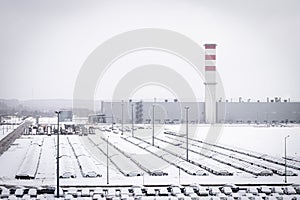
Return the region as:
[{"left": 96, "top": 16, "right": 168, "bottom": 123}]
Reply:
[{"left": 204, "top": 44, "right": 217, "bottom": 124}]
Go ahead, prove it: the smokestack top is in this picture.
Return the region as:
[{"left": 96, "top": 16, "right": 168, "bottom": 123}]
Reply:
[
  {"left": 204, "top": 44, "right": 217, "bottom": 49},
  {"left": 204, "top": 44, "right": 216, "bottom": 71}
]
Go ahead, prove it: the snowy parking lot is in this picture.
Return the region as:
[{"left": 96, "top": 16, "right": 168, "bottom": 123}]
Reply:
[{"left": 0, "top": 124, "right": 299, "bottom": 187}]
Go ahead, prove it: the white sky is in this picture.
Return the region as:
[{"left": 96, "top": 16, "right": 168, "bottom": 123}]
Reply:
[{"left": 0, "top": 0, "right": 299, "bottom": 101}]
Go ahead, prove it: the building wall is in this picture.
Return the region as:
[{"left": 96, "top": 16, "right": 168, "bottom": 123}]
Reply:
[
  {"left": 101, "top": 101, "right": 300, "bottom": 124},
  {"left": 59, "top": 110, "right": 73, "bottom": 122},
  {"left": 102, "top": 102, "right": 205, "bottom": 124},
  {"left": 217, "top": 102, "right": 300, "bottom": 123}
]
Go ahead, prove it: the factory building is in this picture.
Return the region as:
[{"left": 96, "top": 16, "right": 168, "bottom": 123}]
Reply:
[
  {"left": 59, "top": 110, "right": 73, "bottom": 122},
  {"left": 99, "top": 101, "right": 300, "bottom": 124},
  {"left": 89, "top": 43, "right": 299, "bottom": 124}
]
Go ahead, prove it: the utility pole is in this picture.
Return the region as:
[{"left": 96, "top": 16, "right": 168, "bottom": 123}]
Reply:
[
  {"left": 111, "top": 115, "right": 114, "bottom": 130},
  {"left": 55, "top": 110, "right": 61, "bottom": 197},
  {"left": 121, "top": 101, "right": 124, "bottom": 135},
  {"left": 107, "top": 136, "right": 109, "bottom": 184},
  {"left": 185, "top": 106, "right": 189, "bottom": 161},
  {"left": 131, "top": 103, "right": 134, "bottom": 137},
  {"left": 285, "top": 135, "right": 290, "bottom": 183},
  {"left": 152, "top": 104, "right": 155, "bottom": 146}
]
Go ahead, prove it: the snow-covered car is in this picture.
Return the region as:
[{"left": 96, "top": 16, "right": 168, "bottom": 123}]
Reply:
[
  {"left": 93, "top": 188, "right": 105, "bottom": 198},
  {"left": 193, "top": 170, "right": 209, "bottom": 176},
  {"left": 218, "top": 170, "right": 232, "bottom": 176},
  {"left": 283, "top": 186, "right": 297, "bottom": 195},
  {"left": 119, "top": 188, "right": 130, "bottom": 200},
  {"left": 82, "top": 170, "right": 101, "bottom": 178},
  {"left": 125, "top": 171, "right": 143, "bottom": 177},
  {"left": 271, "top": 187, "right": 284, "bottom": 195},
  {"left": 59, "top": 171, "right": 76, "bottom": 178},
  {"left": 106, "top": 188, "right": 116, "bottom": 199},
  {"left": 150, "top": 170, "right": 168, "bottom": 176},
  {"left": 209, "top": 187, "right": 221, "bottom": 196},
  {"left": 247, "top": 187, "right": 259, "bottom": 195},
  {"left": 132, "top": 187, "right": 143, "bottom": 197},
  {"left": 198, "top": 186, "right": 209, "bottom": 196},
  {"left": 158, "top": 188, "right": 169, "bottom": 196},
  {"left": 171, "top": 187, "right": 185, "bottom": 200},
  {"left": 28, "top": 188, "right": 37, "bottom": 198},
  {"left": 146, "top": 188, "right": 156, "bottom": 196},
  {"left": 15, "top": 188, "right": 24, "bottom": 197},
  {"left": 220, "top": 186, "right": 232, "bottom": 195},
  {"left": 259, "top": 186, "right": 271, "bottom": 195},
  {"left": 184, "top": 187, "right": 199, "bottom": 200}
]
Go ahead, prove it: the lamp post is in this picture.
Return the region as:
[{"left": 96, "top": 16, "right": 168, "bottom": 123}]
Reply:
[
  {"left": 121, "top": 101, "right": 124, "bottom": 135},
  {"left": 185, "top": 106, "right": 189, "bottom": 161},
  {"left": 178, "top": 167, "right": 181, "bottom": 184},
  {"left": 12, "top": 115, "right": 15, "bottom": 130},
  {"left": 152, "top": 104, "right": 155, "bottom": 146},
  {"left": 176, "top": 160, "right": 184, "bottom": 185},
  {"left": 1, "top": 115, "right": 4, "bottom": 135},
  {"left": 55, "top": 110, "right": 61, "bottom": 197},
  {"left": 111, "top": 114, "right": 114, "bottom": 130},
  {"left": 285, "top": 135, "right": 290, "bottom": 183},
  {"left": 131, "top": 103, "right": 134, "bottom": 137},
  {"left": 107, "top": 136, "right": 109, "bottom": 184}
]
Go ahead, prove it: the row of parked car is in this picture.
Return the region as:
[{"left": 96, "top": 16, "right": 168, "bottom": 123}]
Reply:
[
  {"left": 102, "top": 136, "right": 168, "bottom": 177},
  {"left": 15, "top": 137, "right": 44, "bottom": 179},
  {"left": 1, "top": 184, "right": 300, "bottom": 200},
  {"left": 57, "top": 137, "right": 77, "bottom": 178},
  {"left": 67, "top": 137, "right": 102, "bottom": 178},
  {"left": 99, "top": 125, "right": 153, "bottom": 135},
  {"left": 122, "top": 136, "right": 208, "bottom": 176},
  {"left": 129, "top": 136, "right": 234, "bottom": 177},
  {"left": 153, "top": 136, "right": 235, "bottom": 176},
  {"left": 179, "top": 134, "right": 298, "bottom": 177},
  {"left": 163, "top": 130, "right": 299, "bottom": 177},
  {"left": 179, "top": 133, "right": 300, "bottom": 172}
]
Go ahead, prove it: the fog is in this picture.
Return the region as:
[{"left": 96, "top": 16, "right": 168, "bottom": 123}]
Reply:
[{"left": 0, "top": 0, "right": 299, "bottom": 101}]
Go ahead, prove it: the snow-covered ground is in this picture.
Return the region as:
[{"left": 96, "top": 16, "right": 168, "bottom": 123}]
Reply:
[{"left": 0, "top": 124, "right": 299, "bottom": 187}]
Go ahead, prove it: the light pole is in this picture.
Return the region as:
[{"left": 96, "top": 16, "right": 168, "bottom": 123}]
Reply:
[
  {"left": 12, "top": 115, "right": 15, "bottom": 130},
  {"left": 285, "top": 135, "right": 290, "bottom": 183},
  {"left": 55, "top": 110, "right": 61, "bottom": 197},
  {"left": 107, "top": 135, "right": 109, "bottom": 184},
  {"left": 111, "top": 114, "right": 114, "bottom": 130},
  {"left": 185, "top": 106, "right": 189, "bottom": 161},
  {"left": 176, "top": 160, "right": 184, "bottom": 185},
  {"left": 178, "top": 167, "right": 181, "bottom": 185},
  {"left": 131, "top": 103, "right": 134, "bottom": 137},
  {"left": 152, "top": 104, "right": 155, "bottom": 146},
  {"left": 121, "top": 101, "right": 124, "bottom": 135},
  {"left": 1, "top": 115, "right": 4, "bottom": 135}
]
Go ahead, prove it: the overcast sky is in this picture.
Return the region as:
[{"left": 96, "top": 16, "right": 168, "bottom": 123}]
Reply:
[{"left": 0, "top": 0, "right": 299, "bottom": 101}]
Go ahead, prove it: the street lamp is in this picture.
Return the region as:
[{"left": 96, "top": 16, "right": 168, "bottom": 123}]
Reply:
[
  {"left": 131, "top": 103, "right": 134, "bottom": 137},
  {"left": 111, "top": 114, "right": 114, "bottom": 130},
  {"left": 54, "top": 110, "right": 61, "bottom": 197},
  {"left": 285, "top": 135, "right": 290, "bottom": 183},
  {"left": 107, "top": 135, "right": 109, "bottom": 184},
  {"left": 178, "top": 167, "right": 181, "bottom": 185},
  {"left": 185, "top": 106, "right": 189, "bottom": 161},
  {"left": 152, "top": 104, "right": 155, "bottom": 146},
  {"left": 176, "top": 160, "right": 184, "bottom": 185},
  {"left": 121, "top": 101, "right": 124, "bottom": 135}
]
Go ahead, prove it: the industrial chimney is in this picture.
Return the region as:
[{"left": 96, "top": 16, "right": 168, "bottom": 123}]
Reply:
[{"left": 204, "top": 44, "right": 217, "bottom": 124}]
